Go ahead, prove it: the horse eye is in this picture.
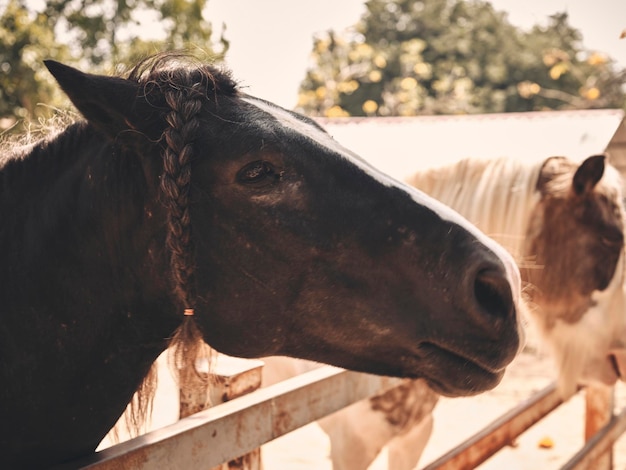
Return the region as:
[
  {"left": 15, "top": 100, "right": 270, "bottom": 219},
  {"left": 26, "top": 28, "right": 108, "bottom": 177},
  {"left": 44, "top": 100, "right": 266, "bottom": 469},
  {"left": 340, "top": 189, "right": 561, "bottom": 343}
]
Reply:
[
  {"left": 601, "top": 230, "right": 624, "bottom": 247},
  {"left": 237, "top": 161, "right": 281, "bottom": 186}
]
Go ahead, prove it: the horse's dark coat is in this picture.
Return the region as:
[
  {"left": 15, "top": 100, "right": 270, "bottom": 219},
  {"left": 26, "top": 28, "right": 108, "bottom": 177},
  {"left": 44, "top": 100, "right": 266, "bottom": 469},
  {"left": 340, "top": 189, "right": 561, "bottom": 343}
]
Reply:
[{"left": 0, "top": 55, "right": 522, "bottom": 468}]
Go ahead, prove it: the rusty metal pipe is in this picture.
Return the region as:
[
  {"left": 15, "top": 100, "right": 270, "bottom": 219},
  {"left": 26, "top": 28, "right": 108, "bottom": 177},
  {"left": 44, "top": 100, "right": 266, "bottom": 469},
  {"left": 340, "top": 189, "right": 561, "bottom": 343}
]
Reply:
[{"left": 421, "top": 383, "right": 563, "bottom": 470}]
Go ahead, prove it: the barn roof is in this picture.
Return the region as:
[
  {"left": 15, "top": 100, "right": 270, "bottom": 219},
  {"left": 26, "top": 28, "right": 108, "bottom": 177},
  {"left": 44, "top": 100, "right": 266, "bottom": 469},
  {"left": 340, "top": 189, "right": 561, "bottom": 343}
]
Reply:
[{"left": 317, "top": 109, "right": 626, "bottom": 181}]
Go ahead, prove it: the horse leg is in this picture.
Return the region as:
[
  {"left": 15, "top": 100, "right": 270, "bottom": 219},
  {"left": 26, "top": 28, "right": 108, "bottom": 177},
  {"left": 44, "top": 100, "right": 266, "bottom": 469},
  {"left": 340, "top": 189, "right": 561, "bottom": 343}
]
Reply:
[
  {"left": 386, "top": 412, "right": 434, "bottom": 470},
  {"left": 318, "top": 399, "right": 396, "bottom": 470}
]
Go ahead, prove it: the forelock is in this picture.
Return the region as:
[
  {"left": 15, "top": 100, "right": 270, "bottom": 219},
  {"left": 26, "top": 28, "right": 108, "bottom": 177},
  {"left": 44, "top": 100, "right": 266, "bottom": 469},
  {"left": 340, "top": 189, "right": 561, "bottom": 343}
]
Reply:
[{"left": 126, "top": 52, "right": 238, "bottom": 105}]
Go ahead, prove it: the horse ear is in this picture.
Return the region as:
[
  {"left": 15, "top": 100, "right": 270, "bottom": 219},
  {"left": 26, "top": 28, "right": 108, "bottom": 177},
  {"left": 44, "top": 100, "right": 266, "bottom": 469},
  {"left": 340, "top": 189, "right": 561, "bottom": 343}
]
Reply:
[
  {"left": 44, "top": 60, "right": 139, "bottom": 138},
  {"left": 572, "top": 154, "right": 605, "bottom": 196}
]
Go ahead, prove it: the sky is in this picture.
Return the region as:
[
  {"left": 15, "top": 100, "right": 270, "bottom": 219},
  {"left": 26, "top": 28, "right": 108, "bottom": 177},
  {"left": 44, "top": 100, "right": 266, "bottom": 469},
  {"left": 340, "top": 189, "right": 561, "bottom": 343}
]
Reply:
[{"left": 197, "top": 0, "right": 626, "bottom": 109}]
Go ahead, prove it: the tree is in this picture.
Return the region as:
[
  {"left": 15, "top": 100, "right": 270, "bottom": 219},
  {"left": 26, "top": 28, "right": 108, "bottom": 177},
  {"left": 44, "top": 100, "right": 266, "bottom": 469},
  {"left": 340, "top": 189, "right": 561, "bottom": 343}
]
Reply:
[
  {"left": 0, "top": 0, "right": 228, "bottom": 130},
  {"left": 41, "top": 0, "right": 228, "bottom": 67},
  {"left": 296, "top": 0, "right": 626, "bottom": 117},
  {"left": 0, "top": 1, "right": 71, "bottom": 127},
  {"left": 516, "top": 13, "right": 626, "bottom": 111}
]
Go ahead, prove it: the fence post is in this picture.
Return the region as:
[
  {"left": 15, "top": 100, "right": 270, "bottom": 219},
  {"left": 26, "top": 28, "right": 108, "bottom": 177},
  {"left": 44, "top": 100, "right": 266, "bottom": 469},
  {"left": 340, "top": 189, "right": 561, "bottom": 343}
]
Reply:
[
  {"left": 584, "top": 385, "right": 614, "bottom": 470},
  {"left": 179, "top": 354, "right": 265, "bottom": 470}
]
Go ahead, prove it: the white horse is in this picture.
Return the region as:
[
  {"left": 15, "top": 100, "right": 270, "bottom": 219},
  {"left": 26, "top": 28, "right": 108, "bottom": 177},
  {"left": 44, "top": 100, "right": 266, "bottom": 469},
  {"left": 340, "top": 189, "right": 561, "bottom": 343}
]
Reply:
[{"left": 263, "top": 154, "right": 626, "bottom": 470}]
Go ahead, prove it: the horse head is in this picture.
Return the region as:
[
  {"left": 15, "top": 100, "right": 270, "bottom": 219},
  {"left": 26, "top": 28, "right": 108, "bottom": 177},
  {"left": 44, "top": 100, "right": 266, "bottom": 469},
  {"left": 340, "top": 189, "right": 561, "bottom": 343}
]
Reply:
[
  {"left": 523, "top": 154, "right": 626, "bottom": 396},
  {"left": 43, "top": 55, "right": 523, "bottom": 398}
]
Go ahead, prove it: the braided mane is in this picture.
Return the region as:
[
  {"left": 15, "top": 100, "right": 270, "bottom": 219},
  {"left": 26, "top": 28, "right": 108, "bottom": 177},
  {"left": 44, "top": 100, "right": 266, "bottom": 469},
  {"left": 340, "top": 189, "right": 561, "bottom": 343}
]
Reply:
[
  {"left": 111, "top": 54, "right": 238, "bottom": 439},
  {"left": 130, "top": 53, "right": 236, "bottom": 345}
]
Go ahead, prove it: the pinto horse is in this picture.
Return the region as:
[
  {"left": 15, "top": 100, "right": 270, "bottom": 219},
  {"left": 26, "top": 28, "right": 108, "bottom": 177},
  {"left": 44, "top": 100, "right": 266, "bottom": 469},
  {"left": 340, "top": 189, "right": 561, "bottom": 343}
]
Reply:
[
  {"left": 264, "top": 154, "right": 626, "bottom": 470},
  {"left": 0, "top": 54, "right": 523, "bottom": 468}
]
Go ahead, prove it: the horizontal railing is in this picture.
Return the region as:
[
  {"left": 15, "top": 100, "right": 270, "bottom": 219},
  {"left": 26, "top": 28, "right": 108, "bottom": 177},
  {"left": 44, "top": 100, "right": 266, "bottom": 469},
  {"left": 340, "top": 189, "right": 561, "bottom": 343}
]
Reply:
[
  {"left": 58, "top": 366, "right": 402, "bottom": 469},
  {"left": 58, "top": 362, "right": 626, "bottom": 470}
]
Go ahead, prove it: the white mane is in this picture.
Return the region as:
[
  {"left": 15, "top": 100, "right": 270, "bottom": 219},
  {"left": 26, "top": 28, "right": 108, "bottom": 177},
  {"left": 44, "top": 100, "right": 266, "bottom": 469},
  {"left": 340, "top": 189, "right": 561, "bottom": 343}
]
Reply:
[{"left": 406, "top": 157, "right": 543, "bottom": 262}]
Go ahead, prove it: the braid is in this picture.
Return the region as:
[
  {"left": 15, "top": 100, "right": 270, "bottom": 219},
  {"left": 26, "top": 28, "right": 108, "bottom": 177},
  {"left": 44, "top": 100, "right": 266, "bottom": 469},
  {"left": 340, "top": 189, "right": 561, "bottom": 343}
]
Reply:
[
  {"left": 160, "top": 80, "right": 213, "bottom": 382},
  {"left": 116, "top": 54, "right": 238, "bottom": 430},
  {"left": 161, "top": 83, "right": 203, "bottom": 310}
]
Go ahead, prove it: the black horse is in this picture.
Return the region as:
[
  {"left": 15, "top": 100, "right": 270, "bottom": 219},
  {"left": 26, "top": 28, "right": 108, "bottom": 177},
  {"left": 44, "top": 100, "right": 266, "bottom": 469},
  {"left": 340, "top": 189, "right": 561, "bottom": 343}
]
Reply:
[{"left": 0, "top": 54, "right": 523, "bottom": 468}]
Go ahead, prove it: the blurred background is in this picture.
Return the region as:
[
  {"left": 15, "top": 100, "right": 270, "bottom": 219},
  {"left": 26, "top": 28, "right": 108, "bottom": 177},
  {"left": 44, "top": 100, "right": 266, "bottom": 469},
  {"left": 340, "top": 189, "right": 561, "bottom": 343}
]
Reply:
[{"left": 1, "top": 0, "right": 625, "bottom": 132}]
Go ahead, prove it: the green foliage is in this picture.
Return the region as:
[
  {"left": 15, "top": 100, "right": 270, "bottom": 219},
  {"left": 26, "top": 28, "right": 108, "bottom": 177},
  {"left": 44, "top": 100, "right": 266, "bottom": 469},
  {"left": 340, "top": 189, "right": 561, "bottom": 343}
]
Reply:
[
  {"left": 516, "top": 13, "right": 626, "bottom": 111},
  {"left": 297, "top": 0, "right": 626, "bottom": 117},
  {"left": 0, "top": 0, "right": 228, "bottom": 131},
  {"left": 0, "top": 0, "right": 71, "bottom": 127}
]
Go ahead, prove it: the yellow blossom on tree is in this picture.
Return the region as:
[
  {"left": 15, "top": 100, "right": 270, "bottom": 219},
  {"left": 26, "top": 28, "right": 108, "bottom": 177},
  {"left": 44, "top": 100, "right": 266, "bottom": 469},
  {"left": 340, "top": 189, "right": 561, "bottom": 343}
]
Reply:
[
  {"left": 543, "top": 48, "right": 569, "bottom": 67},
  {"left": 582, "top": 87, "right": 601, "bottom": 100},
  {"left": 400, "top": 77, "right": 418, "bottom": 90},
  {"left": 549, "top": 62, "right": 569, "bottom": 80},
  {"left": 374, "top": 55, "right": 387, "bottom": 68},
  {"left": 325, "top": 105, "right": 350, "bottom": 118},
  {"left": 368, "top": 70, "right": 382, "bottom": 82},
  {"left": 413, "top": 62, "right": 431, "bottom": 77},
  {"left": 517, "top": 81, "right": 541, "bottom": 98},
  {"left": 352, "top": 43, "right": 373, "bottom": 59},
  {"left": 315, "top": 39, "right": 329, "bottom": 54},
  {"left": 296, "top": 90, "right": 317, "bottom": 107},
  {"left": 315, "top": 86, "right": 327, "bottom": 99},
  {"left": 362, "top": 100, "right": 378, "bottom": 114},
  {"left": 337, "top": 80, "right": 360, "bottom": 94},
  {"left": 587, "top": 52, "right": 607, "bottom": 66}
]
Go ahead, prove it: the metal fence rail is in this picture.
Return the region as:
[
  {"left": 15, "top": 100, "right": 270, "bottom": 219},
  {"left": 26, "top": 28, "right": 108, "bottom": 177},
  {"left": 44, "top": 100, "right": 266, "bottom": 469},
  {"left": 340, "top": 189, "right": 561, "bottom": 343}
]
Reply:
[
  {"left": 56, "top": 364, "right": 626, "bottom": 470},
  {"left": 562, "top": 405, "right": 626, "bottom": 470},
  {"left": 421, "top": 383, "right": 564, "bottom": 470},
  {"left": 421, "top": 384, "right": 626, "bottom": 470},
  {"left": 57, "top": 366, "right": 402, "bottom": 470}
]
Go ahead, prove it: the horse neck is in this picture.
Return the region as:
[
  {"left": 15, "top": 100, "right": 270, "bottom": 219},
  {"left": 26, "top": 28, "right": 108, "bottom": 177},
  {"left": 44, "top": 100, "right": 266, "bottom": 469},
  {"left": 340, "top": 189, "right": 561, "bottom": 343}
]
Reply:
[
  {"left": 1, "top": 121, "right": 173, "bottom": 311},
  {"left": 0, "top": 123, "right": 180, "bottom": 464},
  {"left": 539, "top": 251, "right": 626, "bottom": 397},
  {"left": 408, "top": 157, "right": 542, "bottom": 261}
]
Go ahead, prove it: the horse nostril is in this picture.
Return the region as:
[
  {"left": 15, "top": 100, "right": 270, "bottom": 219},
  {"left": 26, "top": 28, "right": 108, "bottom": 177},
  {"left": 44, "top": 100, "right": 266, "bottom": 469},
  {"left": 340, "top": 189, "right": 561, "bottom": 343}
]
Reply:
[{"left": 474, "top": 268, "right": 513, "bottom": 320}]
